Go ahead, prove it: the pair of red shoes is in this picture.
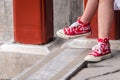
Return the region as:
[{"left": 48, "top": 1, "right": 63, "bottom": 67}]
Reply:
[{"left": 56, "top": 18, "right": 111, "bottom": 62}]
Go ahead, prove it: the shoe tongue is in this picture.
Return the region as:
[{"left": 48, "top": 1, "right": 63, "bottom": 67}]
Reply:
[
  {"left": 98, "top": 38, "right": 109, "bottom": 43},
  {"left": 77, "top": 20, "right": 90, "bottom": 26},
  {"left": 69, "top": 19, "right": 90, "bottom": 28},
  {"left": 69, "top": 22, "right": 80, "bottom": 28}
]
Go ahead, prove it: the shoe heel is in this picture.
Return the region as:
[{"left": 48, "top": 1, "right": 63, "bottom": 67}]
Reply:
[{"left": 102, "top": 54, "right": 112, "bottom": 60}]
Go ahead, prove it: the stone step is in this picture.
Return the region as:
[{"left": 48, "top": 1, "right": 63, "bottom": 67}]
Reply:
[
  {"left": 62, "top": 38, "right": 120, "bottom": 50},
  {"left": 0, "top": 38, "right": 63, "bottom": 55},
  {"left": 0, "top": 51, "right": 43, "bottom": 80},
  {"left": 11, "top": 48, "right": 64, "bottom": 80},
  {"left": 12, "top": 48, "right": 90, "bottom": 80},
  {"left": 71, "top": 50, "right": 120, "bottom": 80}
]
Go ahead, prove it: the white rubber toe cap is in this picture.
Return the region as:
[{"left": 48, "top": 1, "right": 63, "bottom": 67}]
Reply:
[
  {"left": 56, "top": 29, "right": 69, "bottom": 39},
  {"left": 84, "top": 55, "right": 101, "bottom": 62}
]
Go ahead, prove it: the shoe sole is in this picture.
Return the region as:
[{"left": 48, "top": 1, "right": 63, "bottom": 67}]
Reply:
[
  {"left": 85, "top": 53, "right": 112, "bottom": 63},
  {"left": 102, "top": 53, "right": 112, "bottom": 60},
  {"left": 56, "top": 31, "right": 92, "bottom": 39}
]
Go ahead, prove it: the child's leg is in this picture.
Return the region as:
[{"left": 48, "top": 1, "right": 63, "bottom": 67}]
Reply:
[
  {"left": 98, "top": 0, "right": 114, "bottom": 38},
  {"left": 57, "top": 0, "right": 99, "bottom": 39},
  {"left": 84, "top": 0, "right": 114, "bottom": 62},
  {"left": 81, "top": 0, "right": 99, "bottom": 23}
]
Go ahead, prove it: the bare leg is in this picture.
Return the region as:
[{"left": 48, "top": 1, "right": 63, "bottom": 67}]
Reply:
[
  {"left": 81, "top": 0, "right": 99, "bottom": 23},
  {"left": 84, "top": 0, "right": 114, "bottom": 62},
  {"left": 98, "top": 0, "right": 114, "bottom": 38}
]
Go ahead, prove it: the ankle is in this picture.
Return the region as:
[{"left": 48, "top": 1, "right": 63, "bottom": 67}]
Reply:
[
  {"left": 78, "top": 16, "right": 91, "bottom": 24},
  {"left": 98, "top": 38, "right": 109, "bottom": 43},
  {"left": 77, "top": 17, "right": 90, "bottom": 25}
]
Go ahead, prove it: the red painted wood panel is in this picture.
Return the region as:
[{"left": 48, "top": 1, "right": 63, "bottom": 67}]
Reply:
[{"left": 13, "top": 0, "right": 54, "bottom": 44}]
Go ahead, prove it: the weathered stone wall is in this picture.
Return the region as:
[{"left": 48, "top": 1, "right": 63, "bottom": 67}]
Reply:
[
  {"left": 0, "top": 0, "right": 83, "bottom": 43},
  {"left": 0, "top": 0, "right": 13, "bottom": 43},
  {"left": 54, "top": 0, "right": 83, "bottom": 36}
]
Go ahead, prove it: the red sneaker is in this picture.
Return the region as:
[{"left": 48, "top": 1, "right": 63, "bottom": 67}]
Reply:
[
  {"left": 56, "top": 19, "right": 91, "bottom": 39},
  {"left": 84, "top": 38, "right": 112, "bottom": 62}
]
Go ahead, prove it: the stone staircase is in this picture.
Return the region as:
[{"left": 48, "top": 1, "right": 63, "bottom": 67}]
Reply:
[
  {"left": 12, "top": 47, "right": 89, "bottom": 80},
  {"left": 2, "top": 38, "right": 120, "bottom": 80}
]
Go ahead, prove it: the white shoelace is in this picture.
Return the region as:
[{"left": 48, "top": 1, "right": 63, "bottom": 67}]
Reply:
[
  {"left": 64, "top": 22, "right": 81, "bottom": 33},
  {"left": 69, "top": 22, "right": 80, "bottom": 28},
  {"left": 92, "top": 42, "right": 102, "bottom": 54},
  {"left": 64, "top": 21, "right": 86, "bottom": 34}
]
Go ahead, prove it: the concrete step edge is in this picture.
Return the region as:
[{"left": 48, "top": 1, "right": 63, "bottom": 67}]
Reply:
[
  {"left": 11, "top": 48, "right": 65, "bottom": 80},
  {"left": 0, "top": 38, "right": 65, "bottom": 55},
  {"left": 50, "top": 50, "right": 90, "bottom": 80},
  {"left": 25, "top": 49, "right": 89, "bottom": 80},
  {"left": 62, "top": 38, "right": 120, "bottom": 50}
]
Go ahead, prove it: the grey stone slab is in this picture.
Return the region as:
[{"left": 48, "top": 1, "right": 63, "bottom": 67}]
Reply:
[
  {"left": 0, "top": 0, "right": 5, "bottom": 14},
  {"left": 0, "top": 51, "right": 43, "bottom": 79},
  {"left": 0, "top": 14, "right": 13, "bottom": 42},
  {"left": 0, "top": 26, "right": 13, "bottom": 43},
  {"left": 4, "top": 14, "right": 13, "bottom": 26},
  {"left": 26, "top": 49, "right": 87, "bottom": 80},
  {"left": 0, "top": 0, "right": 13, "bottom": 42},
  {"left": 0, "top": 14, "right": 6, "bottom": 26},
  {"left": 62, "top": 38, "right": 120, "bottom": 50},
  {"left": 71, "top": 50, "right": 120, "bottom": 80},
  {"left": 51, "top": 50, "right": 89, "bottom": 80},
  {"left": 0, "top": 26, "right": 11, "bottom": 42},
  {"left": 12, "top": 48, "right": 64, "bottom": 80},
  {"left": 2, "top": 26, "right": 13, "bottom": 42},
  {"left": 4, "top": 0, "right": 13, "bottom": 14},
  {"left": 0, "top": 38, "right": 64, "bottom": 55},
  {"left": 13, "top": 48, "right": 89, "bottom": 80},
  {"left": 90, "top": 71, "right": 120, "bottom": 80},
  {"left": 71, "top": 66, "right": 120, "bottom": 80}
]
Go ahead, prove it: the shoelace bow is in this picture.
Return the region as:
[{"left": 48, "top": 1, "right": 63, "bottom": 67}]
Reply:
[
  {"left": 92, "top": 42, "right": 103, "bottom": 54},
  {"left": 69, "top": 22, "right": 81, "bottom": 28},
  {"left": 64, "top": 21, "right": 85, "bottom": 33}
]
